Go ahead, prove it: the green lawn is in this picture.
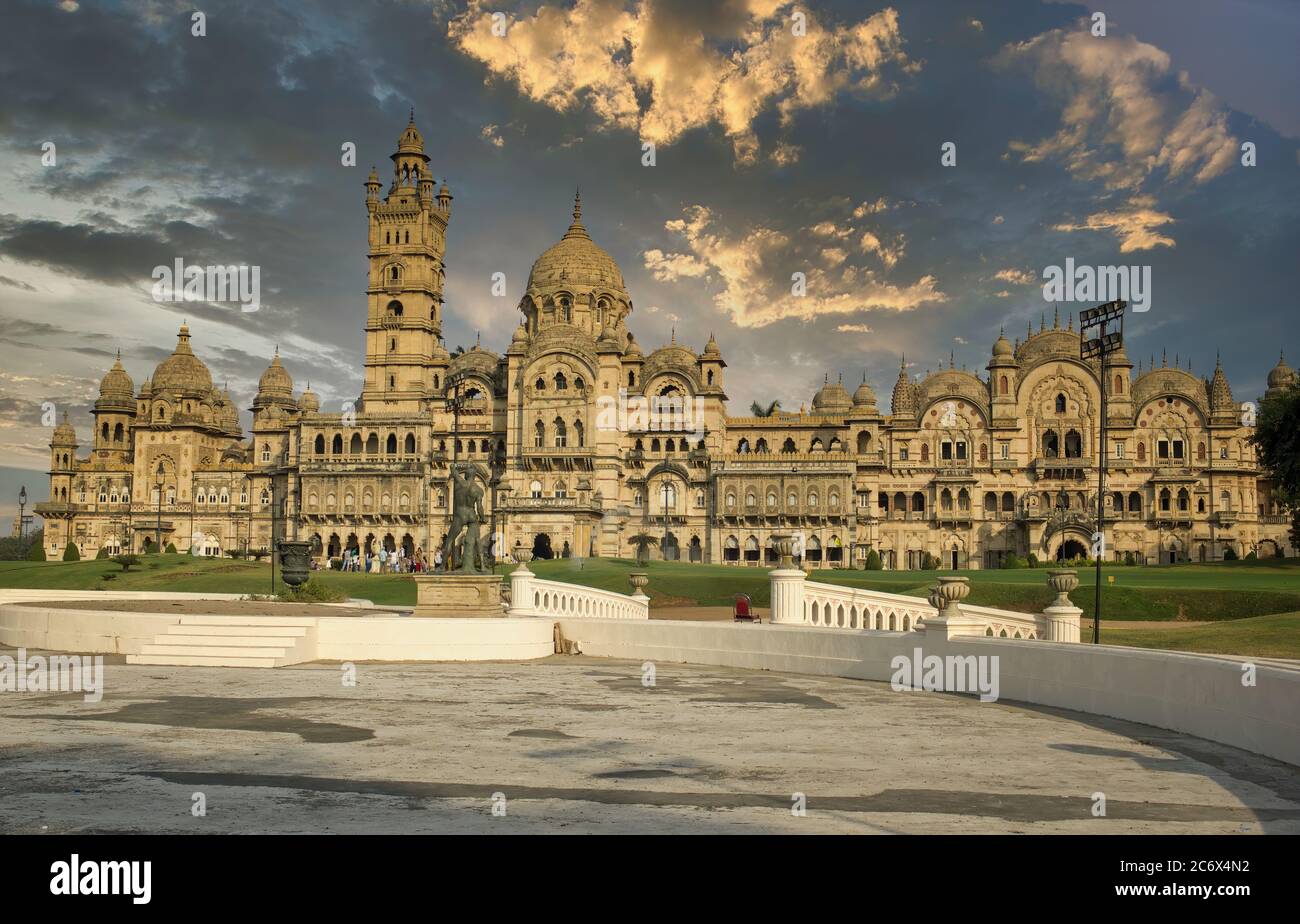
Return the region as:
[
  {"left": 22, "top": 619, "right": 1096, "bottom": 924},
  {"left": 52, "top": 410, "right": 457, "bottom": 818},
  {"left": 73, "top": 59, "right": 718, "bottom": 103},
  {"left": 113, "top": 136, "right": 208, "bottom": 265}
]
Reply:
[{"left": 2, "top": 554, "right": 1297, "bottom": 657}]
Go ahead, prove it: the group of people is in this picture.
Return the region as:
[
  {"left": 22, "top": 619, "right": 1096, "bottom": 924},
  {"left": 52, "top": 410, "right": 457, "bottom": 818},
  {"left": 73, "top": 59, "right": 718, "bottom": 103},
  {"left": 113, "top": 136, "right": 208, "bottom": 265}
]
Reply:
[{"left": 322, "top": 545, "right": 444, "bottom": 574}]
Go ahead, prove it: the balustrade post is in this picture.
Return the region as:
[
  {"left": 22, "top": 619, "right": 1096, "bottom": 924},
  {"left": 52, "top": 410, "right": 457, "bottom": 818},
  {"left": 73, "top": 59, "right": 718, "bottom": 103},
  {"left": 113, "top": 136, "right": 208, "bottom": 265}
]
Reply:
[
  {"left": 508, "top": 546, "right": 536, "bottom": 617},
  {"left": 769, "top": 534, "right": 807, "bottom": 625},
  {"left": 1043, "top": 569, "right": 1082, "bottom": 643}
]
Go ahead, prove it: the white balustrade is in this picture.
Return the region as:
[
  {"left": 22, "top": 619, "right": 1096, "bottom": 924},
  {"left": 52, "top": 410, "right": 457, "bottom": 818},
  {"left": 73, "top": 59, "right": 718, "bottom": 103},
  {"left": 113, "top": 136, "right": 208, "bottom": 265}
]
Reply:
[
  {"left": 770, "top": 570, "right": 1053, "bottom": 640},
  {"left": 506, "top": 568, "right": 648, "bottom": 620}
]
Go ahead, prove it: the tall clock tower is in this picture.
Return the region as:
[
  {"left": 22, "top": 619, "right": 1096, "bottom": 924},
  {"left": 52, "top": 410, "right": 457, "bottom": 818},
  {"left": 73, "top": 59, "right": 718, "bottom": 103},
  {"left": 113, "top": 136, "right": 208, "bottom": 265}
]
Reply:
[{"left": 361, "top": 113, "right": 453, "bottom": 410}]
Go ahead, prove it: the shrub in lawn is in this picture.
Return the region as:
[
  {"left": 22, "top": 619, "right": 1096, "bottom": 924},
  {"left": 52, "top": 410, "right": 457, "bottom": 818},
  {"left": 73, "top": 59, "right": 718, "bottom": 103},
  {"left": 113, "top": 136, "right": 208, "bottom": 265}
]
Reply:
[
  {"left": 27, "top": 544, "right": 46, "bottom": 561},
  {"left": 62, "top": 542, "right": 81, "bottom": 562},
  {"left": 165, "top": 542, "right": 177, "bottom": 554},
  {"left": 111, "top": 554, "right": 140, "bottom": 572},
  {"left": 864, "top": 549, "right": 882, "bottom": 571},
  {"left": 1002, "top": 555, "right": 1025, "bottom": 569},
  {"left": 95, "top": 546, "right": 109, "bottom": 559},
  {"left": 1224, "top": 547, "right": 1239, "bottom": 561}
]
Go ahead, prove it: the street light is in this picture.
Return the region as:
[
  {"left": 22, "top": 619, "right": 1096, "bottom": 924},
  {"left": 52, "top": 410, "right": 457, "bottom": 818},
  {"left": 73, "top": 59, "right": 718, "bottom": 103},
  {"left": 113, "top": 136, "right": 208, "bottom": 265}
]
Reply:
[
  {"left": 154, "top": 462, "right": 165, "bottom": 553},
  {"left": 1080, "top": 298, "right": 1126, "bottom": 645},
  {"left": 17, "top": 486, "right": 27, "bottom": 559}
]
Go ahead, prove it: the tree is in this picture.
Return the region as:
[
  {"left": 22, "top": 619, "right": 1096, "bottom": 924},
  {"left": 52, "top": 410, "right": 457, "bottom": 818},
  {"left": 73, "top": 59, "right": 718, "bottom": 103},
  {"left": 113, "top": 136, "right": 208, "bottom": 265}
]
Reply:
[
  {"left": 62, "top": 541, "right": 80, "bottom": 561},
  {"left": 1252, "top": 382, "right": 1300, "bottom": 508},
  {"left": 864, "top": 549, "right": 882, "bottom": 571},
  {"left": 95, "top": 546, "right": 109, "bottom": 559},
  {"left": 750, "top": 400, "right": 781, "bottom": 417},
  {"left": 27, "top": 542, "right": 46, "bottom": 561},
  {"left": 165, "top": 542, "right": 177, "bottom": 554},
  {"left": 627, "top": 533, "right": 659, "bottom": 565},
  {"left": 112, "top": 554, "right": 140, "bottom": 572}
]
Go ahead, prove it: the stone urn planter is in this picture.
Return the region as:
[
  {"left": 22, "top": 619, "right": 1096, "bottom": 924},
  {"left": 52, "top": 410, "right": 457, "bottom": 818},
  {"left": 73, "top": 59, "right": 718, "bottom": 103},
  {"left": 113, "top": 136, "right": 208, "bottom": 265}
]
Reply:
[
  {"left": 930, "top": 575, "right": 971, "bottom": 618},
  {"left": 772, "top": 533, "right": 796, "bottom": 568},
  {"left": 512, "top": 544, "right": 534, "bottom": 569},
  {"left": 1047, "top": 569, "right": 1079, "bottom": 608},
  {"left": 628, "top": 572, "right": 649, "bottom": 598},
  {"left": 276, "top": 540, "right": 313, "bottom": 587}
]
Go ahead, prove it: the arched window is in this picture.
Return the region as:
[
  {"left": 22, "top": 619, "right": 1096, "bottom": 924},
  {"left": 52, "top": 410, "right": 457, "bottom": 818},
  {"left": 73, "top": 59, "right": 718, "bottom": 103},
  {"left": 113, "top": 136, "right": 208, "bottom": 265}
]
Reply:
[
  {"left": 628, "top": 371, "right": 636, "bottom": 387},
  {"left": 737, "top": 438, "right": 750, "bottom": 453},
  {"left": 554, "top": 371, "right": 567, "bottom": 390},
  {"left": 1137, "top": 442, "right": 1146, "bottom": 461},
  {"left": 535, "top": 377, "right": 545, "bottom": 391},
  {"left": 113, "top": 423, "right": 124, "bottom": 442},
  {"left": 333, "top": 434, "right": 344, "bottom": 454},
  {"left": 782, "top": 438, "right": 796, "bottom": 453},
  {"left": 651, "top": 438, "right": 661, "bottom": 452},
  {"left": 725, "top": 492, "right": 736, "bottom": 510},
  {"left": 1159, "top": 488, "right": 1172, "bottom": 512},
  {"left": 1113, "top": 373, "right": 1123, "bottom": 394},
  {"left": 554, "top": 417, "right": 567, "bottom": 448},
  {"left": 810, "top": 438, "right": 824, "bottom": 452},
  {"left": 920, "top": 443, "right": 930, "bottom": 463},
  {"left": 1055, "top": 393, "right": 1067, "bottom": 413},
  {"left": 1043, "top": 431, "right": 1059, "bottom": 458},
  {"left": 756, "top": 438, "right": 768, "bottom": 453},
  {"left": 366, "top": 433, "right": 379, "bottom": 454},
  {"left": 1197, "top": 442, "right": 1206, "bottom": 461},
  {"left": 314, "top": 435, "right": 325, "bottom": 454},
  {"left": 386, "top": 299, "right": 403, "bottom": 316},
  {"left": 999, "top": 375, "right": 1008, "bottom": 395},
  {"left": 1064, "top": 430, "right": 1082, "bottom": 458},
  {"left": 911, "top": 492, "right": 925, "bottom": 513},
  {"left": 405, "top": 433, "right": 416, "bottom": 454},
  {"left": 767, "top": 490, "right": 778, "bottom": 506},
  {"left": 530, "top": 480, "right": 542, "bottom": 498},
  {"left": 386, "top": 433, "right": 397, "bottom": 454},
  {"left": 857, "top": 431, "right": 871, "bottom": 453}
]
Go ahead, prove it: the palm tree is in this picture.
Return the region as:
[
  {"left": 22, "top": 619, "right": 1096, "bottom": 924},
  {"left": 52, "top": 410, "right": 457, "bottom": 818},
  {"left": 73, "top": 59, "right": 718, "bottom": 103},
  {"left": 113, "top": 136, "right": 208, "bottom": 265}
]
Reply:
[
  {"left": 750, "top": 400, "right": 781, "bottom": 417},
  {"left": 627, "top": 532, "right": 660, "bottom": 565}
]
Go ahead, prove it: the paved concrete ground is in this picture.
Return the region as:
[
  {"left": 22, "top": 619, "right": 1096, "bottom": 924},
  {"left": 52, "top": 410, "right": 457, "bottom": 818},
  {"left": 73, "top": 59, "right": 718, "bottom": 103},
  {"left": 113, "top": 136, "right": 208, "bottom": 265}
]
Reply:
[{"left": 2, "top": 650, "right": 1298, "bottom": 834}]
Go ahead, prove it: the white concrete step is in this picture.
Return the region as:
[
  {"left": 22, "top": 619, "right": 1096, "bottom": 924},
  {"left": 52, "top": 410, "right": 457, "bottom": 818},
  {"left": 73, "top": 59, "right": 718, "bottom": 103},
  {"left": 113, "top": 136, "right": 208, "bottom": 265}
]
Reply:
[
  {"left": 125, "top": 617, "right": 317, "bottom": 668},
  {"left": 165, "top": 625, "right": 310, "bottom": 638},
  {"left": 127, "top": 654, "right": 282, "bottom": 668}
]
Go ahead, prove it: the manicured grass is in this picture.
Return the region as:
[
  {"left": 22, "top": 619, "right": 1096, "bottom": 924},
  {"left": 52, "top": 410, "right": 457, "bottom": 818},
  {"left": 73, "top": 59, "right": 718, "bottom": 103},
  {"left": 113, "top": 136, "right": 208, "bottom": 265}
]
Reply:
[
  {"left": 1099, "top": 613, "right": 1300, "bottom": 661},
  {"left": 0, "top": 555, "right": 418, "bottom": 606},
  {"left": 3, "top": 554, "right": 1297, "bottom": 656},
  {"left": 528, "top": 557, "right": 1300, "bottom": 622}
]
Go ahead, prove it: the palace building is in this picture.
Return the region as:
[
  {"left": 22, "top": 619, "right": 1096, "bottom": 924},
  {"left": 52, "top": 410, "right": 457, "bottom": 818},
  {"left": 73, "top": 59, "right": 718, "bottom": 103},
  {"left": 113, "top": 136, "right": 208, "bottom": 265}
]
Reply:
[{"left": 37, "top": 117, "right": 1297, "bottom": 567}]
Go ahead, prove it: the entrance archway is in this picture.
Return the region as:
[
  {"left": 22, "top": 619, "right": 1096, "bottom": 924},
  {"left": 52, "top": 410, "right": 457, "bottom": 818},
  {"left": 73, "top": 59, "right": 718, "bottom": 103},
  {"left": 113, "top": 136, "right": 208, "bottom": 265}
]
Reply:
[
  {"left": 662, "top": 532, "right": 680, "bottom": 561},
  {"left": 532, "top": 532, "right": 554, "bottom": 560},
  {"left": 1056, "top": 539, "right": 1087, "bottom": 561}
]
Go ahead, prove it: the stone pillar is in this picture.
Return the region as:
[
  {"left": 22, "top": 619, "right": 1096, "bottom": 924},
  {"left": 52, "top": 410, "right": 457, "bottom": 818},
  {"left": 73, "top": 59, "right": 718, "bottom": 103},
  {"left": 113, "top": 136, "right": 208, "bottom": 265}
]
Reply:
[
  {"left": 1043, "top": 569, "right": 1082, "bottom": 643},
  {"left": 920, "top": 575, "right": 984, "bottom": 639},
  {"left": 508, "top": 547, "right": 536, "bottom": 617},
  {"left": 769, "top": 535, "right": 806, "bottom": 625}
]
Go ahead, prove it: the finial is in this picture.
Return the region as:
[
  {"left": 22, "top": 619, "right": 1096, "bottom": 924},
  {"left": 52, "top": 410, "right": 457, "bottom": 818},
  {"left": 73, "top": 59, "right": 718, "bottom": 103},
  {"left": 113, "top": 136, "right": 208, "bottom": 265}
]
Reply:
[
  {"left": 573, "top": 188, "right": 582, "bottom": 221},
  {"left": 475, "top": 330, "right": 481, "bottom": 348},
  {"left": 670, "top": 326, "right": 675, "bottom": 344},
  {"left": 409, "top": 107, "right": 415, "bottom": 122},
  {"left": 1040, "top": 312, "right": 1045, "bottom": 332},
  {"left": 1067, "top": 313, "right": 1073, "bottom": 331},
  {"left": 1162, "top": 349, "right": 1167, "bottom": 367},
  {"left": 949, "top": 350, "right": 955, "bottom": 368},
  {"left": 1053, "top": 305, "right": 1059, "bottom": 329}
]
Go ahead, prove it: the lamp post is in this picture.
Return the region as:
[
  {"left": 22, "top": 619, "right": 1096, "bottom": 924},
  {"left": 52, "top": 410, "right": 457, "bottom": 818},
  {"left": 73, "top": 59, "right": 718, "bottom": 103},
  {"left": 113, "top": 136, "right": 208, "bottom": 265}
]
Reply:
[
  {"left": 661, "top": 480, "right": 671, "bottom": 561},
  {"left": 1080, "top": 299, "right": 1126, "bottom": 645},
  {"left": 17, "top": 486, "right": 27, "bottom": 558},
  {"left": 154, "top": 462, "right": 165, "bottom": 553}
]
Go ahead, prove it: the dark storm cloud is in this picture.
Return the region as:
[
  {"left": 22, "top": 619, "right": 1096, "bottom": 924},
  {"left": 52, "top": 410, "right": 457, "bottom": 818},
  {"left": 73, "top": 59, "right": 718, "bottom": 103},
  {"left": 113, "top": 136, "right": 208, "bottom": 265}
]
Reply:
[{"left": 0, "top": 0, "right": 1293, "bottom": 422}]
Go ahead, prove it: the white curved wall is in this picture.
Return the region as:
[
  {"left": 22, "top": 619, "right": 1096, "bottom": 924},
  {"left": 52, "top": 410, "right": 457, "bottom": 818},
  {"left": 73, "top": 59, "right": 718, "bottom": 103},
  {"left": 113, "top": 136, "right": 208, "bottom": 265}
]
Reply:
[{"left": 557, "top": 618, "right": 1300, "bottom": 767}]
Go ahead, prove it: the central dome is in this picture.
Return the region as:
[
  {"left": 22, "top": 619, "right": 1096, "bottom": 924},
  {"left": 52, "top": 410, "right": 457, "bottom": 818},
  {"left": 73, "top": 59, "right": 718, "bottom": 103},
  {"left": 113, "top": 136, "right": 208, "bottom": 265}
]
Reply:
[
  {"left": 526, "top": 192, "right": 625, "bottom": 293},
  {"left": 152, "top": 324, "right": 214, "bottom": 394}
]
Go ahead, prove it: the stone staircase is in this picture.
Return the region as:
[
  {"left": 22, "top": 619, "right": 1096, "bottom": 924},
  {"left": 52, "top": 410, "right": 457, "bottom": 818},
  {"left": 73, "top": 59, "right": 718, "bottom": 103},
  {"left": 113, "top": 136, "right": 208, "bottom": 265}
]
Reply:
[{"left": 126, "top": 615, "right": 318, "bottom": 668}]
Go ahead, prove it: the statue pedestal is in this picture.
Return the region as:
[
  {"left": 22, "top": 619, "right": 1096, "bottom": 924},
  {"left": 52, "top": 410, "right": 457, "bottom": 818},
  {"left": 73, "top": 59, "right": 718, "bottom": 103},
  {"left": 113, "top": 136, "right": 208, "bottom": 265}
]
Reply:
[{"left": 414, "top": 573, "right": 505, "bottom": 618}]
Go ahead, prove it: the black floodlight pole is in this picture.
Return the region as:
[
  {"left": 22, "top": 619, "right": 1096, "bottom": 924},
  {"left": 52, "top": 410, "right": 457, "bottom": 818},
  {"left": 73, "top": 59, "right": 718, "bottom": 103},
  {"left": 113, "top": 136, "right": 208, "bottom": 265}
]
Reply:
[{"left": 1080, "top": 299, "right": 1126, "bottom": 645}]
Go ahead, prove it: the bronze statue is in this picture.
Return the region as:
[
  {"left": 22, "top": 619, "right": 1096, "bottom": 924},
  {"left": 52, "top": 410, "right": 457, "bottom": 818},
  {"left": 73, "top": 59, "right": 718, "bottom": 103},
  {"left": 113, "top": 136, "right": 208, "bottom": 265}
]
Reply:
[{"left": 442, "top": 464, "right": 486, "bottom": 573}]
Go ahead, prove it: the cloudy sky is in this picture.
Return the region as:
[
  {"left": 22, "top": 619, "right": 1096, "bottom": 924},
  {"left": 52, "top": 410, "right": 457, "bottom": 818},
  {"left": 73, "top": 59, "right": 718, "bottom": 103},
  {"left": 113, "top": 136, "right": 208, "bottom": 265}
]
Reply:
[{"left": 1, "top": 0, "right": 1297, "bottom": 530}]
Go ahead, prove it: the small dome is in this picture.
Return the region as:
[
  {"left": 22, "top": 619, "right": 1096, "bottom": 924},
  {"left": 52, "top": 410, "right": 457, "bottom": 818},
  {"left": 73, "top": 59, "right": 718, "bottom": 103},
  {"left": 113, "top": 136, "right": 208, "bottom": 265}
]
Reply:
[
  {"left": 702, "top": 333, "right": 721, "bottom": 357},
  {"left": 151, "top": 324, "right": 214, "bottom": 394},
  {"left": 992, "top": 332, "right": 1013, "bottom": 358},
  {"left": 1267, "top": 352, "right": 1296, "bottom": 389},
  {"left": 396, "top": 113, "right": 425, "bottom": 155},
  {"left": 812, "top": 376, "right": 852, "bottom": 413},
  {"left": 99, "top": 351, "right": 134, "bottom": 398},
  {"left": 299, "top": 385, "right": 320, "bottom": 414},
  {"left": 511, "top": 323, "right": 529, "bottom": 344},
  {"left": 257, "top": 348, "right": 294, "bottom": 398},
  {"left": 852, "top": 377, "right": 877, "bottom": 407},
  {"left": 526, "top": 192, "right": 626, "bottom": 293},
  {"left": 624, "top": 333, "right": 643, "bottom": 358},
  {"left": 52, "top": 412, "right": 77, "bottom": 445}
]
